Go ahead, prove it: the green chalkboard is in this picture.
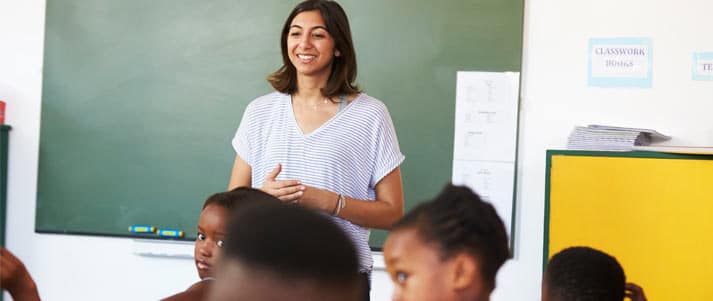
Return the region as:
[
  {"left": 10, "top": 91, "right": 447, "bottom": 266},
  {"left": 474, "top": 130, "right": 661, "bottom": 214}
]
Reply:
[{"left": 38, "top": 0, "right": 523, "bottom": 248}]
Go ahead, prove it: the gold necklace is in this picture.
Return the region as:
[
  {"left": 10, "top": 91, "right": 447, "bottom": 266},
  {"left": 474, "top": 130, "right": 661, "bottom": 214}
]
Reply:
[
  {"left": 293, "top": 95, "right": 332, "bottom": 111},
  {"left": 311, "top": 98, "right": 330, "bottom": 111}
]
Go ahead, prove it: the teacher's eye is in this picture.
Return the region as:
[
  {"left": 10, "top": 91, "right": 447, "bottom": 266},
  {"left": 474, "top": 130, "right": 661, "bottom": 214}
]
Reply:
[
  {"left": 289, "top": 31, "right": 301, "bottom": 37},
  {"left": 311, "top": 33, "right": 325, "bottom": 39},
  {"left": 197, "top": 233, "right": 206, "bottom": 241},
  {"left": 216, "top": 240, "right": 224, "bottom": 248}
]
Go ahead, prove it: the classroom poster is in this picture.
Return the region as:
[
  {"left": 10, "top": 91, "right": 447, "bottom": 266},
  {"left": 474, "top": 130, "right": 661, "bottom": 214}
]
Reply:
[
  {"left": 692, "top": 52, "right": 713, "bottom": 81},
  {"left": 588, "top": 37, "right": 653, "bottom": 88},
  {"left": 452, "top": 71, "right": 519, "bottom": 245}
]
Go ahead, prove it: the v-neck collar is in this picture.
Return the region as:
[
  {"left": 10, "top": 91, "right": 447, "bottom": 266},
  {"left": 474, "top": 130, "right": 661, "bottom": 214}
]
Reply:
[{"left": 287, "top": 93, "right": 362, "bottom": 138}]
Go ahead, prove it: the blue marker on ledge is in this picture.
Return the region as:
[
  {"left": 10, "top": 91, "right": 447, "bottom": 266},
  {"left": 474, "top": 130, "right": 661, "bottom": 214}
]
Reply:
[
  {"left": 128, "top": 224, "right": 156, "bottom": 234},
  {"left": 157, "top": 228, "right": 184, "bottom": 238}
]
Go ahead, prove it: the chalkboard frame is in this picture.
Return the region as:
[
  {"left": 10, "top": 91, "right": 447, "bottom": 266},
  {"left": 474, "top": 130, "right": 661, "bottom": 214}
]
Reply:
[{"left": 37, "top": 0, "right": 525, "bottom": 248}]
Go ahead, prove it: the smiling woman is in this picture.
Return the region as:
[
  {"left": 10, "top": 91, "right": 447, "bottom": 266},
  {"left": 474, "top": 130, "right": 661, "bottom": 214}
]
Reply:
[
  {"left": 267, "top": 0, "right": 360, "bottom": 98},
  {"left": 227, "top": 1, "right": 405, "bottom": 299},
  {"left": 285, "top": 11, "right": 339, "bottom": 86}
]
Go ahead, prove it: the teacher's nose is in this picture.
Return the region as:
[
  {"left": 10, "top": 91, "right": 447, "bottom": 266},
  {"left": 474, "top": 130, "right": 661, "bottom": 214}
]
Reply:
[{"left": 298, "top": 35, "right": 313, "bottom": 49}]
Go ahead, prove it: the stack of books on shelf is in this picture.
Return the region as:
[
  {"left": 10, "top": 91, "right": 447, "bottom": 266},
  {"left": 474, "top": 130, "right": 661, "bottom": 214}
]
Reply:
[{"left": 567, "top": 125, "right": 670, "bottom": 151}]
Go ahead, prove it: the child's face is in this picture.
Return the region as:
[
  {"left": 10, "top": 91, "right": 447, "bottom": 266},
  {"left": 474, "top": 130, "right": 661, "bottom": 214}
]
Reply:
[
  {"left": 194, "top": 204, "right": 229, "bottom": 279},
  {"left": 384, "top": 228, "right": 486, "bottom": 301}
]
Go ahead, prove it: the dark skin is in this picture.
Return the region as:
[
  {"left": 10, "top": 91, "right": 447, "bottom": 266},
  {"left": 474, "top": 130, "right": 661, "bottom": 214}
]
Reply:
[
  {"left": 193, "top": 205, "right": 228, "bottom": 280},
  {"left": 625, "top": 283, "right": 647, "bottom": 301},
  {"left": 162, "top": 205, "right": 227, "bottom": 301},
  {"left": 161, "top": 280, "right": 210, "bottom": 301},
  {"left": 0, "top": 247, "right": 41, "bottom": 301},
  {"left": 541, "top": 281, "right": 648, "bottom": 301},
  {"left": 207, "top": 259, "right": 361, "bottom": 301}
]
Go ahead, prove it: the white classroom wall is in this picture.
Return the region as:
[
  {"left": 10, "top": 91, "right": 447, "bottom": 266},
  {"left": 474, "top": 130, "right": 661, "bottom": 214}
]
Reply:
[{"left": 2, "top": 0, "right": 712, "bottom": 300}]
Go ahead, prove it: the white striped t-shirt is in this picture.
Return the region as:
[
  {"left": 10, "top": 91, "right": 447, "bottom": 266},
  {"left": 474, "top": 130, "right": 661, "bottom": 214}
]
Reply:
[{"left": 232, "top": 91, "right": 405, "bottom": 272}]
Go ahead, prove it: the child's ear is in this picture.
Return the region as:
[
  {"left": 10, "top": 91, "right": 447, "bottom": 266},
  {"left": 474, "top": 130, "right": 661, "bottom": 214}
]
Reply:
[{"left": 449, "top": 252, "right": 480, "bottom": 291}]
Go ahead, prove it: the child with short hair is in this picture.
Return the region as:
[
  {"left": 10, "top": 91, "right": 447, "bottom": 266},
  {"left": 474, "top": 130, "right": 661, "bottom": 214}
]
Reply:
[
  {"left": 162, "top": 187, "right": 279, "bottom": 301},
  {"left": 383, "top": 184, "right": 510, "bottom": 301},
  {"left": 543, "top": 246, "right": 647, "bottom": 301},
  {"left": 207, "top": 201, "right": 363, "bottom": 301}
]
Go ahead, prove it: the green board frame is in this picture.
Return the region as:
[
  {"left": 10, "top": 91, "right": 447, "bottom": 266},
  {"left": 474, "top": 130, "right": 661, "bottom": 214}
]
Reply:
[
  {"left": 37, "top": 0, "right": 524, "bottom": 248},
  {"left": 0, "top": 125, "right": 10, "bottom": 247}
]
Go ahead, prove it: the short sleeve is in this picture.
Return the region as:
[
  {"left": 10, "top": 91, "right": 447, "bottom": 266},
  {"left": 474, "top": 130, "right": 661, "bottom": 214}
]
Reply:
[
  {"left": 231, "top": 105, "right": 252, "bottom": 166},
  {"left": 370, "top": 106, "right": 405, "bottom": 187}
]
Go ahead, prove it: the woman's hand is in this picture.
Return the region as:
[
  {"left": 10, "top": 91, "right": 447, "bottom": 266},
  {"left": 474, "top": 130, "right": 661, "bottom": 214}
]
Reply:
[
  {"left": 296, "top": 168, "right": 404, "bottom": 229},
  {"left": 260, "top": 164, "right": 305, "bottom": 202},
  {"left": 299, "top": 186, "right": 338, "bottom": 213}
]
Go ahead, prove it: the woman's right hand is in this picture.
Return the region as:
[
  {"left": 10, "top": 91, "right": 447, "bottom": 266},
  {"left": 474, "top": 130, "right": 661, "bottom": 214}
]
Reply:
[{"left": 260, "top": 163, "right": 305, "bottom": 202}]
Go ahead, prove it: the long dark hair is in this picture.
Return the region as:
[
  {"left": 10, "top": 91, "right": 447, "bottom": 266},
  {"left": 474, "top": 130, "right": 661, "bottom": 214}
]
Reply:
[{"left": 267, "top": 0, "right": 360, "bottom": 98}]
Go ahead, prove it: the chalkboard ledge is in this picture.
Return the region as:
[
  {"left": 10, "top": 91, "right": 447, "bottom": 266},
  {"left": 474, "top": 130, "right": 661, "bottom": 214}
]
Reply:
[
  {"left": 35, "top": 228, "right": 195, "bottom": 242},
  {"left": 132, "top": 239, "right": 193, "bottom": 259}
]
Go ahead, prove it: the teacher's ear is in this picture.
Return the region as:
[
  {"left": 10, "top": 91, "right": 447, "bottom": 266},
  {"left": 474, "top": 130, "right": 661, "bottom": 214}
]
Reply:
[{"left": 335, "top": 49, "right": 341, "bottom": 57}]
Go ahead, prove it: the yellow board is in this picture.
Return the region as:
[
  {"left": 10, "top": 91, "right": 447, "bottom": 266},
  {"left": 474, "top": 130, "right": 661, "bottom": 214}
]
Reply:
[{"left": 546, "top": 152, "right": 713, "bottom": 300}]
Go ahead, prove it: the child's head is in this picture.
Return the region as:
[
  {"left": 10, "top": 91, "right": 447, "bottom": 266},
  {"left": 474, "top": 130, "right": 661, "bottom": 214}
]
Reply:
[
  {"left": 194, "top": 187, "right": 279, "bottom": 280},
  {"left": 384, "top": 184, "right": 509, "bottom": 301},
  {"left": 207, "top": 202, "right": 362, "bottom": 301},
  {"left": 543, "top": 246, "right": 625, "bottom": 301}
]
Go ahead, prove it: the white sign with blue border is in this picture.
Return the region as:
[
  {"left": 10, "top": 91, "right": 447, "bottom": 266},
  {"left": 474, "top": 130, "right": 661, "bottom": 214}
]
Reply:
[
  {"left": 588, "top": 37, "right": 653, "bottom": 88},
  {"left": 692, "top": 52, "right": 713, "bottom": 81}
]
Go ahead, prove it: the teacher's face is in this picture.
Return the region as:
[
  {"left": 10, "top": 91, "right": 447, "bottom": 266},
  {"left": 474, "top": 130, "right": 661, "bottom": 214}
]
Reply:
[{"left": 287, "top": 10, "right": 338, "bottom": 81}]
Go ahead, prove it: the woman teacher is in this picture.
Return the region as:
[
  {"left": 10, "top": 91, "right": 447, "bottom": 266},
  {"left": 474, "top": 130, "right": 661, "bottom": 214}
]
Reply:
[{"left": 228, "top": 0, "right": 405, "bottom": 298}]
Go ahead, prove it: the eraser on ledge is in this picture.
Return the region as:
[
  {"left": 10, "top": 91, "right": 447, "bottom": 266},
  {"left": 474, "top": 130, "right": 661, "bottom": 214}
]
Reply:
[
  {"left": 128, "top": 224, "right": 156, "bottom": 233},
  {"left": 156, "top": 229, "right": 184, "bottom": 238}
]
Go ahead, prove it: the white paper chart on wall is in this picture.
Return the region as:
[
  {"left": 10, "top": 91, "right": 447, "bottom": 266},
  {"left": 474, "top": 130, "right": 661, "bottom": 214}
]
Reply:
[{"left": 452, "top": 71, "right": 520, "bottom": 247}]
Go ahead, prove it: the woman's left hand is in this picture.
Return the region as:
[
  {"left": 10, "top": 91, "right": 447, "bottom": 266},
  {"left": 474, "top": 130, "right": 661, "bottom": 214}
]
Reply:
[
  {"left": 294, "top": 168, "right": 403, "bottom": 229},
  {"left": 298, "top": 186, "right": 337, "bottom": 213}
]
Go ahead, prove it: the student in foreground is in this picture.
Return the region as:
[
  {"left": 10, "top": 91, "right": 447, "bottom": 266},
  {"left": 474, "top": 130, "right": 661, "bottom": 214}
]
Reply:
[
  {"left": 207, "top": 201, "right": 363, "bottom": 301},
  {"left": 162, "top": 187, "right": 279, "bottom": 301},
  {"left": 383, "top": 184, "right": 510, "bottom": 301},
  {"left": 543, "top": 246, "right": 647, "bottom": 301}
]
